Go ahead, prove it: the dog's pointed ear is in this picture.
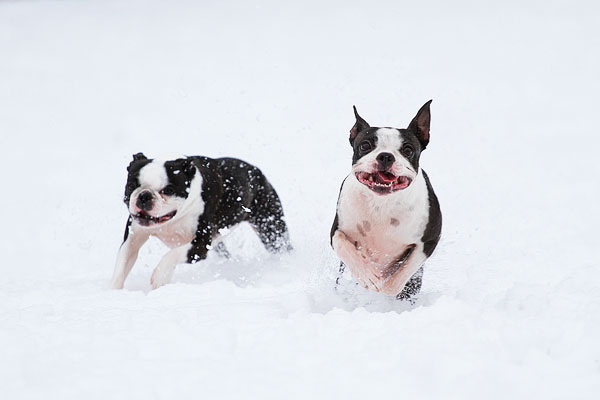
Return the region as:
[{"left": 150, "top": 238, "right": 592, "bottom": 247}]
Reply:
[
  {"left": 132, "top": 152, "right": 147, "bottom": 162},
  {"left": 350, "top": 106, "right": 370, "bottom": 146},
  {"left": 183, "top": 158, "right": 197, "bottom": 179},
  {"left": 408, "top": 100, "right": 432, "bottom": 150},
  {"left": 127, "top": 152, "right": 148, "bottom": 171}
]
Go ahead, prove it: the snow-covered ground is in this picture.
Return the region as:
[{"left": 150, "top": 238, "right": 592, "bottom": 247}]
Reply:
[{"left": 1, "top": 0, "right": 599, "bottom": 398}]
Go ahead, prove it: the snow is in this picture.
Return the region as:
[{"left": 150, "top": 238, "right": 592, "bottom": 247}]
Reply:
[{"left": 1, "top": 0, "right": 599, "bottom": 398}]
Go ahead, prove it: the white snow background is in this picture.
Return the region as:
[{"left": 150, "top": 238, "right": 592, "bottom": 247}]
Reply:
[{"left": 1, "top": 0, "right": 599, "bottom": 399}]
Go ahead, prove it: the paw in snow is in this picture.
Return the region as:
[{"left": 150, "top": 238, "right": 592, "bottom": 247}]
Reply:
[
  {"left": 356, "top": 266, "right": 383, "bottom": 292},
  {"left": 110, "top": 277, "right": 125, "bottom": 290},
  {"left": 150, "top": 267, "right": 174, "bottom": 289}
]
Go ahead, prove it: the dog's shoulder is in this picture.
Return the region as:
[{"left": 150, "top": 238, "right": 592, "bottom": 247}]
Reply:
[
  {"left": 184, "top": 156, "right": 223, "bottom": 207},
  {"left": 420, "top": 169, "right": 442, "bottom": 256},
  {"left": 330, "top": 176, "right": 349, "bottom": 245}
]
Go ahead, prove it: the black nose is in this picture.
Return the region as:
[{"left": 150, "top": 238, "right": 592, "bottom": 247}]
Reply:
[
  {"left": 376, "top": 152, "right": 395, "bottom": 169},
  {"left": 136, "top": 191, "right": 154, "bottom": 211}
]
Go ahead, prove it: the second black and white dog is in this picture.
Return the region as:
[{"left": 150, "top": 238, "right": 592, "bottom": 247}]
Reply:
[
  {"left": 111, "top": 153, "right": 292, "bottom": 289},
  {"left": 331, "top": 101, "right": 442, "bottom": 299}
]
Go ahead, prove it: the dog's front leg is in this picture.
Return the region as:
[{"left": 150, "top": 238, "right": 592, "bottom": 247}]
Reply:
[
  {"left": 381, "top": 249, "right": 427, "bottom": 296},
  {"left": 111, "top": 220, "right": 149, "bottom": 289},
  {"left": 332, "top": 230, "right": 383, "bottom": 291},
  {"left": 150, "top": 221, "right": 212, "bottom": 289},
  {"left": 150, "top": 243, "right": 193, "bottom": 289}
]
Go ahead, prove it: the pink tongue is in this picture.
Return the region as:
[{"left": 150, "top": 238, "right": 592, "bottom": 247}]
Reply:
[{"left": 377, "top": 171, "right": 397, "bottom": 183}]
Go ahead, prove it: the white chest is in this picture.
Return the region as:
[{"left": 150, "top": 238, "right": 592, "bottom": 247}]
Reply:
[
  {"left": 337, "top": 172, "right": 430, "bottom": 263},
  {"left": 140, "top": 198, "right": 203, "bottom": 249},
  {"left": 151, "top": 216, "right": 198, "bottom": 248}
]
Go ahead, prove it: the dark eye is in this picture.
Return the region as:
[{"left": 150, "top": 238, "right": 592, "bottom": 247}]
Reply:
[
  {"left": 161, "top": 185, "right": 175, "bottom": 196},
  {"left": 401, "top": 145, "right": 414, "bottom": 157},
  {"left": 359, "top": 141, "right": 372, "bottom": 152}
]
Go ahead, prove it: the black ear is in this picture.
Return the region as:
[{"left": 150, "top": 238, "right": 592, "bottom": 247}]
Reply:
[
  {"left": 127, "top": 152, "right": 148, "bottom": 171},
  {"left": 408, "top": 100, "right": 432, "bottom": 150},
  {"left": 132, "top": 152, "right": 147, "bottom": 162},
  {"left": 183, "top": 158, "right": 197, "bottom": 179},
  {"left": 350, "top": 106, "right": 370, "bottom": 145}
]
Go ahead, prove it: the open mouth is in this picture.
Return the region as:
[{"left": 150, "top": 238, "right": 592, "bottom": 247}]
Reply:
[
  {"left": 355, "top": 171, "right": 412, "bottom": 194},
  {"left": 132, "top": 210, "right": 177, "bottom": 226}
]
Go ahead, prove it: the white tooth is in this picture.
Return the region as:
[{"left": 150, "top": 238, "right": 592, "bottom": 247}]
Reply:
[{"left": 368, "top": 175, "right": 374, "bottom": 182}]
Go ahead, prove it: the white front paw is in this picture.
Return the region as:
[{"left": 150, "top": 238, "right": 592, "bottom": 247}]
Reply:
[
  {"left": 110, "top": 277, "right": 125, "bottom": 290},
  {"left": 150, "top": 267, "right": 173, "bottom": 289}
]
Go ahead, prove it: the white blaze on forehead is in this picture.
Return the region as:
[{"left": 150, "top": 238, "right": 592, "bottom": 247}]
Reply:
[
  {"left": 351, "top": 127, "right": 418, "bottom": 179},
  {"left": 138, "top": 160, "right": 168, "bottom": 190},
  {"left": 375, "top": 128, "right": 403, "bottom": 152}
]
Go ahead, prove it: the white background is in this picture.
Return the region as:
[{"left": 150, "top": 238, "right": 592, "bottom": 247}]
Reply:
[{"left": 1, "top": 0, "right": 599, "bottom": 399}]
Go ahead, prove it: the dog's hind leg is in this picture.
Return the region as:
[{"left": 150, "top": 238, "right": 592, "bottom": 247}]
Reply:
[
  {"left": 396, "top": 267, "right": 423, "bottom": 301},
  {"left": 335, "top": 262, "right": 346, "bottom": 286},
  {"left": 249, "top": 175, "right": 292, "bottom": 253}
]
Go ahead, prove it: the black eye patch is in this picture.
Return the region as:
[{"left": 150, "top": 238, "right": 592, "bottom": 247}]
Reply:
[
  {"left": 160, "top": 185, "right": 176, "bottom": 196},
  {"left": 352, "top": 128, "right": 379, "bottom": 164},
  {"left": 398, "top": 130, "right": 423, "bottom": 170}
]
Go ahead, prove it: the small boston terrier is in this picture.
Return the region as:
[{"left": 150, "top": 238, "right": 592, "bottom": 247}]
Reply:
[
  {"left": 111, "top": 153, "right": 292, "bottom": 289},
  {"left": 330, "top": 101, "right": 442, "bottom": 299}
]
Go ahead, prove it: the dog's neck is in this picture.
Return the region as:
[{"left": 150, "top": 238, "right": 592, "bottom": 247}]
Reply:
[
  {"left": 181, "top": 167, "right": 204, "bottom": 214},
  {"left": 175, "top": 167, "right": 205, "bottom": 219}
]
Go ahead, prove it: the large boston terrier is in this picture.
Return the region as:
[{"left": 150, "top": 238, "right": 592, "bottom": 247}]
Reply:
[
  {"left": 330, "top": 101, "right": 442, "bottom": 299},
  {"left": 111, "top": 153, "right": 292, "bottom": 289}
]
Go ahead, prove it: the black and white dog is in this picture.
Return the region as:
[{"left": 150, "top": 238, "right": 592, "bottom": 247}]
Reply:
[
  {"left": 111, "top": 153, "right": 292, "bottom": 289},
  {"left": 331, "top": 101, "right": 442, "bottom": 299}
]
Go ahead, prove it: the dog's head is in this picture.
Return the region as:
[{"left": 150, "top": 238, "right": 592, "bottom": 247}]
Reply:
[
  {"left": 123, "top": 153, "right": 200, "bottom": 227},
  {"left": 348, "top": 100, "right": 432, "bottom": 195}
]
